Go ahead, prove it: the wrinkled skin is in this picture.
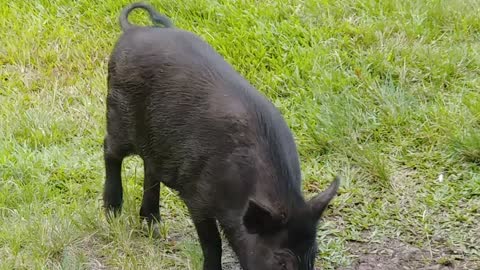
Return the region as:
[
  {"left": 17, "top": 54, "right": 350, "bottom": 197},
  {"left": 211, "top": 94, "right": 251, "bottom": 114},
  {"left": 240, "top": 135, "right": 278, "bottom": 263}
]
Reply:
[{"left": 103, "top": 3, "right": 340, "bottom": 270}]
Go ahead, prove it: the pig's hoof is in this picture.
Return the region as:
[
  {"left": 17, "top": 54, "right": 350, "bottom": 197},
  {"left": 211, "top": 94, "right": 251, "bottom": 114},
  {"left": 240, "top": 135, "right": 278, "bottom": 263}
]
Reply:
[
  {"left": 141, "top": 219, "right": 161, "bottom": 238},
  {"left": 150, "top": 223, "right": 161, "bottom": 238},
  {"left": 104, "top": 206, "right": 122, "bottom": 223}
]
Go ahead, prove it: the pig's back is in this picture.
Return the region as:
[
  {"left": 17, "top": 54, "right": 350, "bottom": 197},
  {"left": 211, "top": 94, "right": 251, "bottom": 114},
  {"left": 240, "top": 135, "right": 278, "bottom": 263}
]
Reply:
[
  {"left": 107, "top": 27, "right": 302, "bottom": 192},
  {"left": 108, "top": 28, "right": 256, "bottom": 145}
]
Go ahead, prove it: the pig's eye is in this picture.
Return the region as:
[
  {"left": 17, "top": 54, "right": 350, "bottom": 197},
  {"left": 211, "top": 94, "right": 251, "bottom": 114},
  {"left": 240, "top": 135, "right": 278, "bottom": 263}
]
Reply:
[
  {"left": 276, "top": 258, "right": 292, "bottom": 269},
  {"left": 274, "top": 250, "right": 296, "bottom": 270}
]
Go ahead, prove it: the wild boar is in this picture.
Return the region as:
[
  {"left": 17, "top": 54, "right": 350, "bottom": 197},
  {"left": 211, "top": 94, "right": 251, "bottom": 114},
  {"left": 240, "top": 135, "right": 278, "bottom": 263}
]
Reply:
[{"left": 103, "top": 2, "right": 340, "bottom": 270}]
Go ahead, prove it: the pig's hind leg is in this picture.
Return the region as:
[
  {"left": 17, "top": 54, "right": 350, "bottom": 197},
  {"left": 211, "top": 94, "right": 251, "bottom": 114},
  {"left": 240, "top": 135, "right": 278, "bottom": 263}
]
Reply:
[
  {"left": 139, "top": 159, "right": 162, "bottom": 237},
  {"left": 102, "top": 135, "right": 132, "bottom": 219},
  {"left": 103, "top": 94, "right": 134, "bottom": 220}
]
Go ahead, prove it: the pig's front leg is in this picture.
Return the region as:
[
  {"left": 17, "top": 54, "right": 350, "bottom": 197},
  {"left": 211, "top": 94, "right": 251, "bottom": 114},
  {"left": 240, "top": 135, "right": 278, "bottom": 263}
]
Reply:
[{"left": 190, "top": 211, "right": 223, "bottom": 270}]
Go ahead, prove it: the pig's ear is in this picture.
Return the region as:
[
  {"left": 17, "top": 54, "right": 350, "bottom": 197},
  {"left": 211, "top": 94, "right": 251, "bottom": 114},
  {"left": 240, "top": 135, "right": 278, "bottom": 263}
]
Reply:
[
  {"left": 243, "top": 199, "right": 283, "bottom": 234},
  {"left": 308, "top": 176, "right": 340, "bottom": 221}
]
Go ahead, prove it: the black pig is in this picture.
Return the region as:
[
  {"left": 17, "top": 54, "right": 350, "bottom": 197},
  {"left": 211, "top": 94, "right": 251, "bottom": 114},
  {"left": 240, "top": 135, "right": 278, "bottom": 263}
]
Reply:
[{"left": 103, "top": 2, "right": 340, "bottom": 270}]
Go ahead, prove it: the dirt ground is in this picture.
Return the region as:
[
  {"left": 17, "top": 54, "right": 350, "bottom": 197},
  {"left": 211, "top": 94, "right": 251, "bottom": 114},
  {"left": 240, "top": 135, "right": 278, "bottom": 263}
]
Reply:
[
  {"left": 221, "top": 241, "right": 242, "bottom": 270},
  {"left": 339, "top": 239, "right": 479, "bottom": 270},
  {"left": 221, "top": 238, "right": 480, "bottom": 270}
]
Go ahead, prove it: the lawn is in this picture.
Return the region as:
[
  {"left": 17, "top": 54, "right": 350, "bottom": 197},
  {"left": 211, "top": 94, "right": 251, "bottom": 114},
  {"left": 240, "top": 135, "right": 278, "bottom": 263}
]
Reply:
[{"left": 1, "top": 0, "right": 479, "bottom": 269}]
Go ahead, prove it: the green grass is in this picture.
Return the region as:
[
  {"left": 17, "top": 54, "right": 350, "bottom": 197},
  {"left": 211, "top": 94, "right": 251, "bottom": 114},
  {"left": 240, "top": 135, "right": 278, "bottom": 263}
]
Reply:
[{"left": 1, "top": 0, "right": 479, "bottom": 269}]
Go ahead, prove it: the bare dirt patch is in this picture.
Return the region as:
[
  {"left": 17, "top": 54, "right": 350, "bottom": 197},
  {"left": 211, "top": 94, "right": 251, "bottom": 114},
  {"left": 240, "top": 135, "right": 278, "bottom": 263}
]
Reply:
[
  {"left": 339, "top": 239, "right": 479, "bottom": 270},
  {"left": 221, "top": 240, "right": 242, "bottom": 270},
  {"left": 218, "top": 234, "right": 480, "bottom": 270}
]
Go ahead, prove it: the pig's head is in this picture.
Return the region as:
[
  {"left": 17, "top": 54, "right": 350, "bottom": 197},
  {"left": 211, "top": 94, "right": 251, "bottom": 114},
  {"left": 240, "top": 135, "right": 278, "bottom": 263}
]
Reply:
[{"left": 241, "top": 176, "right": 340, "bottom": 270}]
